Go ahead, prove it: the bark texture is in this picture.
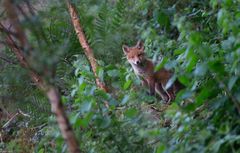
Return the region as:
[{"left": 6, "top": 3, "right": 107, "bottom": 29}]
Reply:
[
  {"left": 3, "top": 1, "right": 81, "bottom": 152},
  {"left": 66, "top": 0, "right": 108, "bottom": 93}
]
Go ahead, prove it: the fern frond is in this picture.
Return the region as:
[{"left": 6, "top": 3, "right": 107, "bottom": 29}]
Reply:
[{"left": 112, "top": 0, "right": 126, "bottom": 29}]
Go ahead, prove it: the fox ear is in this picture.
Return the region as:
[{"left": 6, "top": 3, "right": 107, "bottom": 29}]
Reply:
[
  {"left": 136, "top": 40, "right": 144, "bottom": 50},
  {"left": 122, "top": 45, "right": 129, "bottom": 54}
]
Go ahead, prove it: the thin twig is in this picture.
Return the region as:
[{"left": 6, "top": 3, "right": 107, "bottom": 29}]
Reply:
[
  {"left": 32, "top": 123, "right": 47, "bottom": 130},
  {"left": 2, "top": 112, "right": 19, "bottom": 129},
  {"left": 18, "top": 109, "right": 31, "bottom": 118},
  {"left": 2, "top": 109, "right": 30, "bottom": 129}
]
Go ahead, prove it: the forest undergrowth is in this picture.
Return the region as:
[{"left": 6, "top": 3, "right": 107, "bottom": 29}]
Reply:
[{"left": 0, "top": 0, "right": 240, "bottom": 153}]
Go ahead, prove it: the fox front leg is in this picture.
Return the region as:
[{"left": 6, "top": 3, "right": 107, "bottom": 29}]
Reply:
[
  {"left": 140, "top": 78, "right": 153, "bottom": 96},
  {"left": 141, "top": 78, "right": 148, "bottom": 87},
  {"left": 147, "top": 77, "right": 156, "bottom": 96},
  {"left": 167, "top": 86, "right": 175, "bottom": 102},
  {"left": 155, "top": 83, "right": 170, "bottom": 103}
]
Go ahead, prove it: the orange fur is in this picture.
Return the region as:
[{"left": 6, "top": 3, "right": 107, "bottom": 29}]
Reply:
[{"left": 123, "top": 41, "right": 183, "bottom": 103}]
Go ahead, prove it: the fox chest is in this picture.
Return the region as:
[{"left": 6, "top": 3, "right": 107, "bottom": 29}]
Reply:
[{"left": 132, "top": 65, "right": 152, "bottom": 78}]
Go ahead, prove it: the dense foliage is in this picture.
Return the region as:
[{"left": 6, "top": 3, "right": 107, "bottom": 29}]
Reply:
[{"left": 0, "top": 0, "right": 240, "bottom": 152}]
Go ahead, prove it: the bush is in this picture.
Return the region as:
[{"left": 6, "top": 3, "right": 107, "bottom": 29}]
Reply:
[{"left": 0, "top": 0, "right": 240, "bottom": 152}]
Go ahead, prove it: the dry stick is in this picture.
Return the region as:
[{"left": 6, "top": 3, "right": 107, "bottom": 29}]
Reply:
[
  {"left": 66, "top": 1, "right": 108, "bottom": 93},
  {"left": 0, "top": 26, "right": 18, "bottom": 37},
  {"left": 2, "top": 109, "right": 30, "bottom": 129},
  {"left": 3, "top": 1, "right": 81, "bottom": 153},
  {"left": 2, "top": 112, "right": 19, "bottom": 129}
]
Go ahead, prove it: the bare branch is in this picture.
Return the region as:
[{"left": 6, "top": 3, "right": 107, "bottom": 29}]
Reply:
[
  {"left": 16, "top": 3, "right": 30, "bottom": 20},
  {"left": 2, "top": 109, "right": 30, "bottom": 129},
  {"left": 66, "top": 0, "right": 109, "bottom": 93},
  {"left": 17, "top": 109, "right": 31, "bottom": 117},
  {"left": 0, "top": 22, "right": 18, "bottom": 37},
  {"left": 3, "top": 1, "right": 81, "bottom": 152},
  {"left": 24, "top": 0, "right": 36, "bottom": 16},
  {"left": 66, "top": 1, "right": 110, "bottom": 108},
  {"left": 2, "top": 111, "right": 19, "bottom": 129}
]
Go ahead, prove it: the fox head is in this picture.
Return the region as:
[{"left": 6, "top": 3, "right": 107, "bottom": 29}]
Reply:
[{"left": 122, "top": 40, "right": 146, "bottom": 66}]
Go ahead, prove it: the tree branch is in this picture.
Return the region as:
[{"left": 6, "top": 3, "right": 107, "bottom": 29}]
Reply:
[
  {"left": 66, "top": 0, "right": 108, "bottom": 93},
  {"left": 0, "top": 25, "right": 18, "bottom": 37},
  {"left": 3, "top": 1, "right": 81, "bottom": 152}
]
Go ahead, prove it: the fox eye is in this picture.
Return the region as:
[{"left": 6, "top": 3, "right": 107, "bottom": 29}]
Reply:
[{"left": 138, "top": 53, "right": 143, "bottom": 56}]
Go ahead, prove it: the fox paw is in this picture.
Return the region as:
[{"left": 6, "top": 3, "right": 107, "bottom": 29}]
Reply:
[{"left": 163, "top": 97, "right": 172, "bottom": 104}]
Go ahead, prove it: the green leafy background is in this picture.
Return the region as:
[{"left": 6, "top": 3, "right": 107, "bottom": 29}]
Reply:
[{"left": 0, "top": 0, "right": 240, "bottom": 153}]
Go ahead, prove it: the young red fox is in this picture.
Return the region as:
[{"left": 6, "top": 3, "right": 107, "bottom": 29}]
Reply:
[{"left": 122, "top": 41, "right": 184, "bottom": 103}]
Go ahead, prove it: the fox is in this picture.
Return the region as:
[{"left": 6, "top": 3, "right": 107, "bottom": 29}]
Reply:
[{"left": 122, "top": 40, "right": 184, "bottom": 103}]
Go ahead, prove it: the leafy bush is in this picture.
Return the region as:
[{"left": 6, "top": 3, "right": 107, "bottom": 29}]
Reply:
[{"left": 1, "top": 0, "right": 240, "bottom": 153}]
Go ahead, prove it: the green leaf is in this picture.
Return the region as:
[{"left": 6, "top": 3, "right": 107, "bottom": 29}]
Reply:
[
  {"left": 174, "top": 49, "right": 185, "bottom": 55},
  {"left": 194, "top": 63, "right": 207, "bottom": 76},
  {"left": 178, "top": 75, "right": 190, "bottom": 86},
  {"left": 228, "top": 76, "right": 238, "bottom": 90},
  {"left": 97, "top": 67, "right": 104, "bottom": 82},
  {"left": 94, "top": 89, "right": 108, "bottom": 99},
  {"left": 124, "top": 108, "right": 138, "bottom": 118},
  {"left": 80, "top": 101, "right": 92, "bottom": 113},
  {"left": 157, "top": 11, "right": 170, "bottom": 30},
  {"left": 181, "top": 90, "right": 194, "bottom": 99},
  {"left": 189, "top": 32, "right": 202, "bottom": 46},
  {"left": 196, "top": 87, "right": 211, "bottom": 105},
  {"left": 107, "top": 69, "right": 119, "bottom": 77},
  {"left": 223, "top": 0, "right": 232, "bottom": 8},
  {"left": 123, "top": 80, "right": 132, "bottom": 90},
  {"left": 154, "top": 57, "right": 168, "bottom": 72},
  {"left": 156, "top": 144, "right": 166, "bottom": 153},
  {"left": 100, "top": 116, "right": 111, "bottom": 129},
  {"left": 185, "top": 47, "right": 198, "bottom": 72},
  {"left": 95, "top": 116, "right": 111, "bottom": 129},
  {"left": 210, "top": 0, "right": 218, "bottom": 8},
  {"left": 165, "top": 75, "right": 176, "bottom": 89},
  {"left": 75, "top": 112, "right": 93, "bottom": 128},
  {"left": 165, "top": 103, "right": 179, "bottom": 117},
  {"left": 121, "top": 95, "right": 130, "bottom": 105},
  {"left": 38, "top": 148, "right": 44, "bottom": 153},
  {"left": 208, "top": 60, "right": 225, "bottom": 75},
  {"left": 186, "top": 55, "right": 198, "bottom": 72},
  {"left": 79, "top": 82, "right": 87, "bottom": 93}
]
